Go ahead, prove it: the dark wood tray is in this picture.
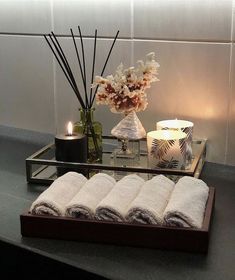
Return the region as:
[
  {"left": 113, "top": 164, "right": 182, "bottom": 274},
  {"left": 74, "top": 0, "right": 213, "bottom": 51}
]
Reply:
[{"left": 20, "top": 187, "right": 215, "bottom": 253}]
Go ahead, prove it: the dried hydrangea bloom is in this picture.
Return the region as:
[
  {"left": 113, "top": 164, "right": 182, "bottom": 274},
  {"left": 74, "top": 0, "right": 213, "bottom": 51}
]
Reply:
[{"left": 94, "top": 52, "right": 159, "bottom": 113}]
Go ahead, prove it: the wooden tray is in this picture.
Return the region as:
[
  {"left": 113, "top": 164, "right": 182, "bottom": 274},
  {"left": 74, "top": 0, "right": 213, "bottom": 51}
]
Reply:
[{"left": 20, "top": 187, "right": 215, "bottom": 253}]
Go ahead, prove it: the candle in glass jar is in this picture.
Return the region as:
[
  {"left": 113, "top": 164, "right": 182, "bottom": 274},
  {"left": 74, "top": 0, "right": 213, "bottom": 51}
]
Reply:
[
  {"left": 147, "top": 130, "right": 187, "bottom": 169},
  {"left": 156, "top": 119, "right": 194, "bottom": 166},
  {"left": 156, "top": 119, "right": 193, "bottom": 141}
]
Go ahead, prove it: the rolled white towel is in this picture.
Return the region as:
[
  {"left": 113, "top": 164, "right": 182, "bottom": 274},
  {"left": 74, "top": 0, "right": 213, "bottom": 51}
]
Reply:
[
  {"left": 95, "top": 174, "right": 145, "bottom": 222},
  {"left": 65, "top": 173, "right": 116, "bottom": 219},
  {"left": 126, "top": 175, "right": 175, "bottom": 225},
  {"left": 30, "top": 172, "right": 87, "bottom": 216},
  {"left": 163, "top": 176, "right": 209, "bottom": 228}
]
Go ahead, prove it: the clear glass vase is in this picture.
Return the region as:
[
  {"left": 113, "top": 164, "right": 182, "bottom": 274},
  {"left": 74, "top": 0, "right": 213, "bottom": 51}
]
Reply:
[{"left": 74, "top": 108, "right": 102, "bottom": 163}]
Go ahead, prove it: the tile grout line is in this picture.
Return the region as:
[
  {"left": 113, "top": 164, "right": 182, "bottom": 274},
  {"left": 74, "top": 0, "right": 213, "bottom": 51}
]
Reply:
[
  {"left": 224, "top": 1, "right": 235, "bottom": 164},
  {"left": 0, "top": 31, "right": 233, "bottom": 44},
  {"left": 130, "top": 0, "right": 134, "bottom": 66},
  {"left": 49, "top": 0, "right": 58, "bottom": 136}
]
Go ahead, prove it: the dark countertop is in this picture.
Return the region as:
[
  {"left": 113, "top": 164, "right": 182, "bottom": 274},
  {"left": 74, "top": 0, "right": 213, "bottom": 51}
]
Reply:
[{"left": 0, "top": 125, "right": 235, "bottom": 279}]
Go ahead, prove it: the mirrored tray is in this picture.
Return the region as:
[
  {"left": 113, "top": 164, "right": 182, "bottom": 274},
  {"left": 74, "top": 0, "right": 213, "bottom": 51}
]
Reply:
[{"left": 26, "top": 136, "right": 207, "bottom": 185}]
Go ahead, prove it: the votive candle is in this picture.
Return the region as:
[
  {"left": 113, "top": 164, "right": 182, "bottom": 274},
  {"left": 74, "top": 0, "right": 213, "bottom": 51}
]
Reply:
[
  {"left": 156, "top": 119, "right": 194, "bottom": 165},
  {"left": 147, "top": 130, "right": 187, "bottom": 169},
  {"left": 55, "top": 122, "right": 87, "bottom": 176}
]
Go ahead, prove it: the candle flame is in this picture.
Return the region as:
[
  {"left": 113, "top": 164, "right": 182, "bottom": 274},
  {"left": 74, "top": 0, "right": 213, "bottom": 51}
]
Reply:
[{"left": 67, "top": 121, "right": 73, "bottom": 136}]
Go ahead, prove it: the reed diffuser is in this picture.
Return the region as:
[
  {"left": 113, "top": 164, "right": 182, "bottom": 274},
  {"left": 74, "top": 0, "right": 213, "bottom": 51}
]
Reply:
[{"left": 44, "top": 26, "right": 119, "bottom": 162}]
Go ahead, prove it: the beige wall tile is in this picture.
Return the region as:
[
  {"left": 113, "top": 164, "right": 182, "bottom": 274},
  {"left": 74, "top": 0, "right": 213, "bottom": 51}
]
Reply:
[
  {"left": 53, "top": 0, "right": 132, "bottom": 37},
  {"left": 0, "top": 0, "right": 51, "bottom": 33},
  {"left": 0, "top": 35, "right": 55, "bottom": 133},
  {"left": 134, "top": 0, "right": 232, "bottom": 41},
  {"left": 226, "top": 44, "right": 235, "bottom": 165}
]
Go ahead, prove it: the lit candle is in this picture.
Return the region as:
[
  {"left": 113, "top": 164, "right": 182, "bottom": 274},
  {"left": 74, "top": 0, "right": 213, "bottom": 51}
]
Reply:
[
  {"left": 67, "top": 121, "right": 73, "bottom": 136},
  {"left": 147, "top": 130, "right": 187, "bottom": 169},
  {"left": 156, "top": 119, "right": 194, "bottom": 166},
  {"left": 55, "top": 122, "right": 87, "bottom": 176},
  {"left": 156, "top": 119, "right": 193, "bottom": 140}
]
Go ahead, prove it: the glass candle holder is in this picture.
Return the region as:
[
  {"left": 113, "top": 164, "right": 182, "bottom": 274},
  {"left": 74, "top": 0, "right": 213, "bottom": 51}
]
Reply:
[
  {"left": 147, "top": 130, "right": 187, "bottom": 170},
  {"left": 156, "top": 119, "right": 194, "bottom": 167}
]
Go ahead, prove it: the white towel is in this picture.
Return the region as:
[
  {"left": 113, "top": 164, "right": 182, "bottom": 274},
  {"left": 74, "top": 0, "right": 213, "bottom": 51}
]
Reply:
[
  {"left": 95, "top": 174, "right": 145, "bottom": 222},
  {"left": 30, "top": 172, "right": 87, "bottom": 216},
  {"left": 65, "top": 173, "right": 116, "bottom": 219},
  {"left": 163, "top": 176, "right": 209, "bottom": 228},
  {"left": 126, "top": 175, "right": 175, "bottom": 225}
]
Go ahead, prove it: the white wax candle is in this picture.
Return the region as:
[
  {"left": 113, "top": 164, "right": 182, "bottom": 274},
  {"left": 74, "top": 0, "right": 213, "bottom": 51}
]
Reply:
[
  {"left": 156, "top": 119, "right": 194, "bottom": 165},
  {"left": 156, "top": 119, "right": 194, "bottom": 131},
  {"left": 147, "top": 130, "right": 187, "bottom": 169}
]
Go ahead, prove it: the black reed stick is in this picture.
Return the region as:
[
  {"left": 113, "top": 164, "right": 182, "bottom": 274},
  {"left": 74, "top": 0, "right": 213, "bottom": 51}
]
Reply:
[
  {"left": 51, "top": 32, "right": 72, "bottom": 76},
  {"left": 89, "top": 29, "right": 97, "bottom": 107},
  {"left": 44, "top": 35, "right": 77, "bottom": 95},
  {"left": 45, "top": 34, "right": 85, "bottom": 108},
  {"left": 100, "top": 30, "right": 119, "bottom": 76},
  {"left": 48, "top": 34, "right": 81, "bottom": 99},
  {"left": 78, "top": 26, "right": 88, "bottom": 108},
  {"left": 50, "top": 32, "right": 82, "bottom": 100},
  {"left": 70, "top": 28, "right": 86, "bottom": 98},
  {"left": 90, "top": 30, "right": 119, "bottom": 106}
]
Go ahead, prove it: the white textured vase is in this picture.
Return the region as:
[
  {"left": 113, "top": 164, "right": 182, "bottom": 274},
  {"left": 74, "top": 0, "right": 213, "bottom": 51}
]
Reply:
[{"left": 111, "top": 111, "right": 146, "bottom": 140}]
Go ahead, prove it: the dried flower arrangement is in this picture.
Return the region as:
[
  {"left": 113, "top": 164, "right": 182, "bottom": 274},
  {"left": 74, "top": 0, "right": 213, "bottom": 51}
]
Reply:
[{"left": 94, "top": 52, "right": 160, "bottom": 114}]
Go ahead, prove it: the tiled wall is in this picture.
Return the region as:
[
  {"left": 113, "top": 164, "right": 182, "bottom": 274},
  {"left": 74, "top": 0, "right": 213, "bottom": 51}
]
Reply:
[{"left": 0, "top": 0, "right": 234, "bottom": 166}]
